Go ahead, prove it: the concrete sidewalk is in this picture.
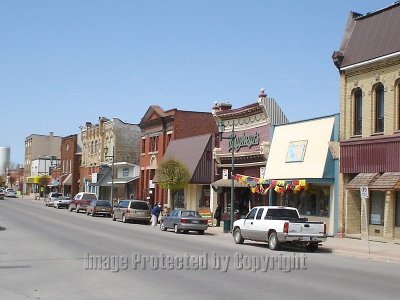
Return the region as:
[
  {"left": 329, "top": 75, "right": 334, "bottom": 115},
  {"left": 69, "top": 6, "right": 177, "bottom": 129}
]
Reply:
[{"left": 206, "top": 225, "right": 400, "bottom": 264}]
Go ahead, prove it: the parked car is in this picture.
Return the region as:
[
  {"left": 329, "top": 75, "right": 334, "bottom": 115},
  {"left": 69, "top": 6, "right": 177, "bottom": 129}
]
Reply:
[
  {"left": 232, "top": 206, "right": 327, "bottom": 252},
  {"left": 86, "top": 200, "right": 112, "bottom": 217},
  {"left": 4, "top": 188, "right": 17, "bottom": 198},
  {"left": 0, "top": 188, "right": 4, "bottom": 200},
  {"left": 160, "top": 210, "right": 208, "bottom": 234},
  {"left": 46, "top": 192, "right": 63, "bottom": 207},
  {"left": 112, "top": 200, "right": 151, "bottom": 224},
  {"left": 53, "top": 196, "right": 72, "bottom": 209},
  {"left": 69, "top": 192, "right": 98, "bottom": 213}
]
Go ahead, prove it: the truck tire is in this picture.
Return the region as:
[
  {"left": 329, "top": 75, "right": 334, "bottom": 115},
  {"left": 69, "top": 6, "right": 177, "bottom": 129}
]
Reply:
[
  {"left": 233, "top": 227, "right": 244, "bottom": 244},
  {"left": 268, "top": 231, "right": 280, "bottom": 250},
  {"left": 306, "top": 242, "right": 319, "bottom": 252}
]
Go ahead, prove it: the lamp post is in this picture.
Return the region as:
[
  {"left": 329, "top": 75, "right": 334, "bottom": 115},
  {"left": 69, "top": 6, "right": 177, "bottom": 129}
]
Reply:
[
  {"left": 218, "top": 121, "right": 235, "bottom": 232},
  {"left": 104, "top": 146, "right": 115, "bottom": 206}
]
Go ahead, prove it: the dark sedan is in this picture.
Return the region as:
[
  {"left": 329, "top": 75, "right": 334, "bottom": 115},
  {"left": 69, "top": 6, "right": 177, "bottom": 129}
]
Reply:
[{"left": 160, "top": 209, "right": 208, "bottom": 234}]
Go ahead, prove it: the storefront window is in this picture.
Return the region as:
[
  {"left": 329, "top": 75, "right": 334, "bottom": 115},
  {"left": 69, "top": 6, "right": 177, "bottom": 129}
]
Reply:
[
  {"left": 370, "top": 191, "right": 385, "bottom": 225},
  {"left": 396, "top": 192, "right": 400, "bottom": 227},
  {"left": 199, "top": 186, "right": 210, "bottom": 207},
  {"left": 174, "top": 189, "right": 185, "bottom": 209},
  {"left": 285, "top": 187, "right": 330, "bottom": 217}
]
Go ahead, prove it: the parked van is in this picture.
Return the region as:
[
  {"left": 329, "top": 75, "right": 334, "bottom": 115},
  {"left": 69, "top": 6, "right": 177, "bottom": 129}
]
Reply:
[
  {"left": 112, "top": 200, "right": 151, "bottom": 224},
  {"left": 69, "top": 192, "right": 98, "bottom": 213}
]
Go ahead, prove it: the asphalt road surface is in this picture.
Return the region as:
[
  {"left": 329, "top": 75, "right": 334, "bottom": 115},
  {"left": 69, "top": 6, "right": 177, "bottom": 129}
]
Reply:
[{"left": 1, "top": 198, "right": 399, "bottom": 300}]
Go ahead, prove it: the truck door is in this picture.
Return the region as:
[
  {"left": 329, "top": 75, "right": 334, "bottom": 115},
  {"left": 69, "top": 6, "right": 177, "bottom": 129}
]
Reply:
[
  {"left": 242, "top": 208, "right": 257, "bottom": 239},
  {"left": 251, "top": 208, "right": 265, "bottom": 241}
]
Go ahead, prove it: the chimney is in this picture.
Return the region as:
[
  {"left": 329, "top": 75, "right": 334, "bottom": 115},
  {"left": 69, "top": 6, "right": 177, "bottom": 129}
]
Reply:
[{"left": 49, "top": 132, "right": 54, "bottom": 137}]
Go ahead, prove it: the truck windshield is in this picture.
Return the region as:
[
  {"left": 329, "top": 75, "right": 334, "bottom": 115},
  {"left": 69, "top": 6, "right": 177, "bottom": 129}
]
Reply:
[{"left": 265, "top": 209, "right": 299, "bottom": 219}]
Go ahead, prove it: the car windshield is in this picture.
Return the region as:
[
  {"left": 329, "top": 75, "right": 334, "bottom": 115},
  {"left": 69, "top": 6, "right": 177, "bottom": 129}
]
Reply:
[
  {"left": 96, "top": 200, "right": 111, "bottom": 207},
  {"left": 52, "top": 193, "right": 63, "bottom": 197},
  {"left": 181, "top": 211, "right": 201, "bottom": 218},
  {"left": 83, "top": 194, "right": 98, "bottom": 201},
  {"left": 58, "top": 196, "right": 71, "bottom": 200}
]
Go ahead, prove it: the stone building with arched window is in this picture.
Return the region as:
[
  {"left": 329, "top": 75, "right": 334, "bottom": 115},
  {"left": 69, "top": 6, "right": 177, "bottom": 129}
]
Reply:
[{"left": 332, "top": 2, "right": 400, "bottom": 240}]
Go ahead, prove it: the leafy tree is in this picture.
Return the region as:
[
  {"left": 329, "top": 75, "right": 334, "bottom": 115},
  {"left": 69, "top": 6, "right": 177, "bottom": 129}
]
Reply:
[{"left": 156, "top": 158, "right": 190, "bottom": 209}]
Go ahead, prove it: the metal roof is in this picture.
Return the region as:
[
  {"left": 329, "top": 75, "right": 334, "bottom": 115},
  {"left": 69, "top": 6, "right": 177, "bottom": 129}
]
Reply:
[{"left": 336, "top": 2, "right": 400, "bottom": 68}]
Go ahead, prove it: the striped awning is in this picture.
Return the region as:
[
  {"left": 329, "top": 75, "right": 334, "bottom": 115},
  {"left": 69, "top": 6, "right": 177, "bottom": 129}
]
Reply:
[
  {"left": 369, "top": 172, "right": 400, "bottom": 190},
  {"left": 346, "top": 173, "right": 380, "bottom": 190}
]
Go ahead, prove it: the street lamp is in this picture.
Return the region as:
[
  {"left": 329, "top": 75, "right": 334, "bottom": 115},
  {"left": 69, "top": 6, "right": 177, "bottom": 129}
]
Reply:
[
  {"left": 218, "top": 121, "right": 235, "bottom": 232},
  {"left": 104, "top": 146, "right": 115, "bottom": 206}
]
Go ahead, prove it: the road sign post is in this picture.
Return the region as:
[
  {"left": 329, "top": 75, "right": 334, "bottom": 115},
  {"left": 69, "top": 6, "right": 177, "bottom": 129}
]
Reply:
[{"left": 360, "top": 186, "right": 370, "bottom": 254}]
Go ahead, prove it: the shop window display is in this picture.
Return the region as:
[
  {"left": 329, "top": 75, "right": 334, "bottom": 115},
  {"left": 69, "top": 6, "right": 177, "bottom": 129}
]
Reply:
[
  {"left": 370, "top": 191, "right": 385, "bottom": 225},
  {"left": 285, "top": 188, "right": 330, "bottom": 217}
]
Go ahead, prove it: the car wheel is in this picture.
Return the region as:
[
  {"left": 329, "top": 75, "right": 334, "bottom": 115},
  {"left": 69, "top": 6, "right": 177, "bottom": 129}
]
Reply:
[
  {"left": 174, "top": 224, "right": 180, "bottom": 234},
  {"left": 160, "top": 221, "right": 167, "bottom": 231},
  {"left": 198, "top": 230, "right": 204, "bottom": 235},
  {"left": 268, "top": 231, "right": 280, "bottom": 250},
  {"left": 306, "top": 242, "right": 319, "bottom": 252},
  {"left": 122, "top": 214, "right": 127, "bottom": 223},
  {"left": 112, "top": 214, "right": 116, "bottom": 221},
  {"left": 233, "top": 227, "right": 244, "bottom": 244}
]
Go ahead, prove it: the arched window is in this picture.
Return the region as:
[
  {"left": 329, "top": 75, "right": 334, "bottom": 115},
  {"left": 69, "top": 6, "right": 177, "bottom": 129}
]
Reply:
[
  {"left": 353, "top": 88, "right": 362, "bottom": 135},
  {"left": 375, "top": 83, "right": 384, "bottom": 133},
  {"left": 397, "top": 80, "right": 400, "bottom": 131}
]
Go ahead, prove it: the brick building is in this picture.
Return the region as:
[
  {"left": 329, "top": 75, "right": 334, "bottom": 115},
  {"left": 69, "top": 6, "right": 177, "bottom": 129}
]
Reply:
[
  {"left": 59, "top": 134, "right": 81, "bottom": 197},
  {"left": 138, "top": 105, "right": 217, "bottom": 207},
  {"left": 80, "top": 117, "right": 141, "bottom": 201},
  {"left": 333, "top": 2, "right": 400, "bottom": 239},
  {"left": 24, "top": 132, "right": 62, "bottom": 196}
]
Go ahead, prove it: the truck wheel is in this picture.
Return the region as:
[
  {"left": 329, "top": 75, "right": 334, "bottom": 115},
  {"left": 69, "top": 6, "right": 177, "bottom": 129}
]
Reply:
[
  {"left": 268, "top": 231, "right": 280, "bottom": 250},
  {"left": 306, "top": 242, "right": 319, "bottom": 252},
  {"left": 233, "top": 228, "right": 244, "bottom": 244}
]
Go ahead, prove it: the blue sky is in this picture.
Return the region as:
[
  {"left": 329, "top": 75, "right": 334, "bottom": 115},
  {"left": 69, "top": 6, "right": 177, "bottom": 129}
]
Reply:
[{"left": 0, "top": 0, "right": 396, "bottom": 165}]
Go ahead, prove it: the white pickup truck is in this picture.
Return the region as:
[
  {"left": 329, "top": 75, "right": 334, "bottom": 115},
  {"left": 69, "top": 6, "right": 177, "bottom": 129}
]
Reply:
[{"left": 232, "top": 206, "right": 326, "bottom": 252}]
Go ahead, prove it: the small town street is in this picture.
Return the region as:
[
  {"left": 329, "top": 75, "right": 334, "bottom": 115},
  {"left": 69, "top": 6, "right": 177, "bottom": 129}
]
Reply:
[{"left": 1, "top": 198, "right": 399, "bottom": 300}]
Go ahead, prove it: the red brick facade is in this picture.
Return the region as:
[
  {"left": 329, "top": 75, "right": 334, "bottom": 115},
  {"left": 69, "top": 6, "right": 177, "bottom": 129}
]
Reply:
[{"left": 139, "top": 106, "right": 217, "bottom": 207}]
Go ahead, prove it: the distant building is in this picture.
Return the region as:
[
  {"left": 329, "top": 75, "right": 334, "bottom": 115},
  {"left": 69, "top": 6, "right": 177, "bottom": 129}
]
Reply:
[
  {"left": 138, "top": 106, "right": 217, "bottom": 207},
  {"left": 333, "top": 2, "right": 400, "bottom": 239},
  {"left": 80, "top": 117, "right": 141, "bottom": 202},
  {"left": 24, "top": 132, "right": 62, "bottom": 195},
  {"left": 0, "top": 146, "right": 10, "bottom": 177},
  {"left": 59, "top": 134, "right": 81, "bottom": 197}
]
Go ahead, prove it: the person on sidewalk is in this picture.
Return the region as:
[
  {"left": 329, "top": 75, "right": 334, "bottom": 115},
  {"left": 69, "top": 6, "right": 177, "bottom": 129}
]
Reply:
[
  {"left": 151, "top": 203, "right": 163, "bottom": 226},
  {"left": 214, "top": 204, "right": 222, "bottom": 227}
]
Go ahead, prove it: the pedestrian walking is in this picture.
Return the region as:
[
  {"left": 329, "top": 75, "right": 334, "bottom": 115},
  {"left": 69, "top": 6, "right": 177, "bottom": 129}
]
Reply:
[
  {"left": 151, "top": 203, "right": 163, "bottom": 226},
  {"left": 214, "top": 204, "right": 221, "bottom": 227}
]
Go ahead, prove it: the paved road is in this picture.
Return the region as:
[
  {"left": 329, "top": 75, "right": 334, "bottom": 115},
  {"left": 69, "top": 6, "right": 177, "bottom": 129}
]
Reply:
[{"left": 1, "top": 198, "right": 399, "bottom": 300}]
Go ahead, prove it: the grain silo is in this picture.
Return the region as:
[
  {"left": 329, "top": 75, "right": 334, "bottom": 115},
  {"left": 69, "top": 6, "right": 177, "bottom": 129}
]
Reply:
[{"left": 0, "top": 147, "right": 11, "bottom": 176}]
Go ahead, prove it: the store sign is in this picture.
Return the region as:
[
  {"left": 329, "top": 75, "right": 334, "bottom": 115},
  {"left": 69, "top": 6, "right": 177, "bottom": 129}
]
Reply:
[
  {"left": 122, "top": 167, "right": 129, "bottom": 177},
  {"left": 92, "top": 173, "right": 97, "bottom": 184},
  {"left": 223, "top": 169, "right": 229, "bottom": 179},
  {"left": 229, "top": 132, "right": 260, "bottom": 152}
]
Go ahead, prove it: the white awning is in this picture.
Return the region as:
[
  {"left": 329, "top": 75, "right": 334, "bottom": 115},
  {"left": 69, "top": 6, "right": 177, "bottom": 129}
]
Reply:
[
  {"left": 107, "top": 176, "right": 139, "bottom": 185},
  {"left": 62, "top": 173, "right": 72, "bottom": 185}
]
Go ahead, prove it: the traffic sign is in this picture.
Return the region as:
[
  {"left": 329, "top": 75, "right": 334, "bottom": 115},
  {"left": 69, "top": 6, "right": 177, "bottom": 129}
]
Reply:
[{"left": 360, "top": 186, "right": 369, "bottom": 198}]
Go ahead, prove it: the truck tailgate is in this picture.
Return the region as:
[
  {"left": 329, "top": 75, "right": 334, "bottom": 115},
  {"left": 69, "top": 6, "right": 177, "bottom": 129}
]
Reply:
[{"left": 288, "top": 222, "right": 325, "bottom": 236}]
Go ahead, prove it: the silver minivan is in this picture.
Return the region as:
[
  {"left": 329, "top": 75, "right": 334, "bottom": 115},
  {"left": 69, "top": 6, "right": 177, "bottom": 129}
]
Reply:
[{"left": 112, "top": 200, "right": 151, "bottom": 224}]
